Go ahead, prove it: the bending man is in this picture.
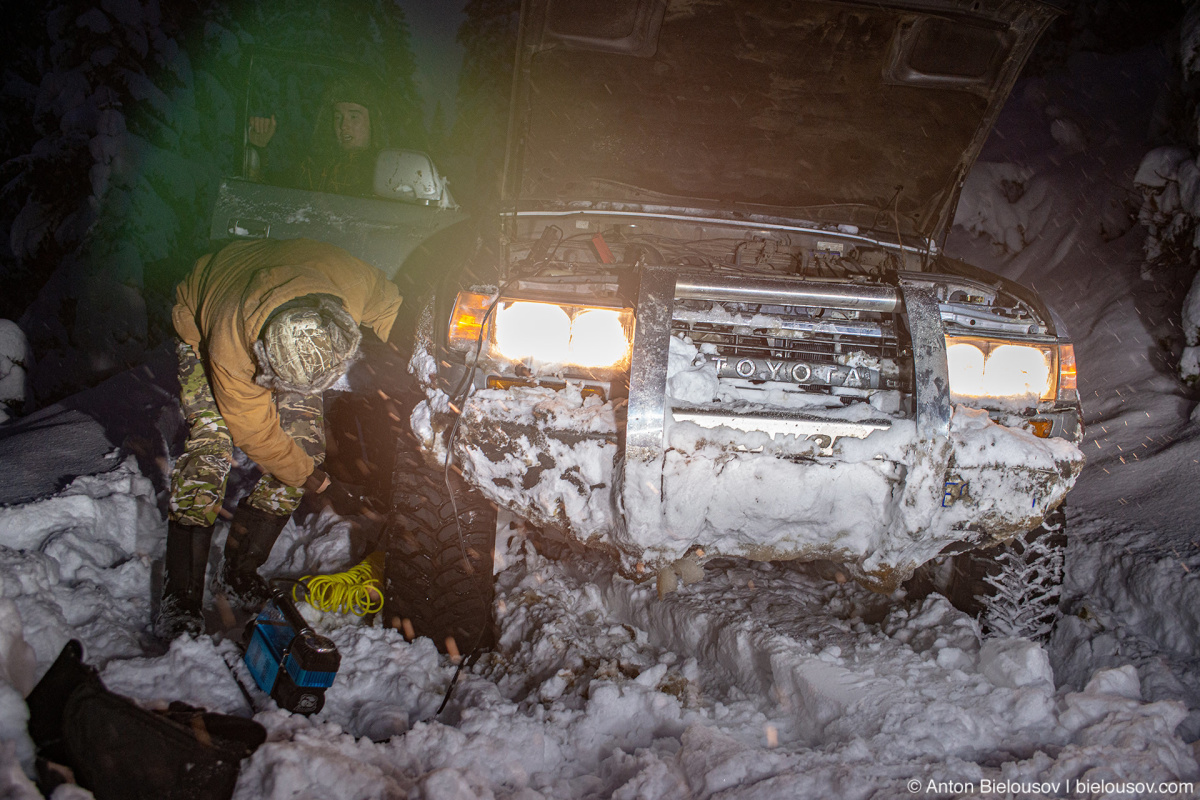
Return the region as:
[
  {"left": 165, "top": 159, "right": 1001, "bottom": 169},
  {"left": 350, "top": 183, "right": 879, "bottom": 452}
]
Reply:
[{"left": 159, "top": 237, "right": 402, "bottom": 637}]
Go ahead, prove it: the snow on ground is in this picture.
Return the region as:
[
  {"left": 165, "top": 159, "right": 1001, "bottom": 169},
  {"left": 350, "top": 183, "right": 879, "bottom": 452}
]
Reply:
[
  {"left": 946, "top": 45, "right": 1200, "bottom": 746},
  {"left": 1, "top": 45, "right": 1200, "bottom": 800}
]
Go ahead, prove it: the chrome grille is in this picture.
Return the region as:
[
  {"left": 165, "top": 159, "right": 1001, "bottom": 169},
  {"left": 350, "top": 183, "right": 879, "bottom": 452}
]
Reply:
[
  {"left": 672, "top": 302, "right": 911, "bottom": 392},
  {"left": 621, "top": 268, "right": 950, "bottom": 542}
]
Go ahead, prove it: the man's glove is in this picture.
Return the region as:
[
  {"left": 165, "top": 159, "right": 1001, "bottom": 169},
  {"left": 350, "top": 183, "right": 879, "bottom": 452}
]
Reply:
[{"left": 303, "top": 469, "right": 379, "bottom": 518}]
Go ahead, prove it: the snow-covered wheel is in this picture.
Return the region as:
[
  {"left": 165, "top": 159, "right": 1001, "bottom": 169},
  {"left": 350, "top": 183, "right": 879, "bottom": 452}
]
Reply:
[
  {"left": 947, "top": 506, "right": 1067, "bottom": 641},
  {"left": 382, "top": 412, "right": 497, "bottom": 656}
]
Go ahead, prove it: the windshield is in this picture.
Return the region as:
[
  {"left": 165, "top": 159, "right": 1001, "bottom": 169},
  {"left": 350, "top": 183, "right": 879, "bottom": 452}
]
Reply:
[{"left": 243, "top": 54, "right": 389, "bottom": 199}]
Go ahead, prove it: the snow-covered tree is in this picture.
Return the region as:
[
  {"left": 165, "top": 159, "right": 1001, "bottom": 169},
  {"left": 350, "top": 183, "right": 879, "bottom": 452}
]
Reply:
[
  {"left": 0, "top": 0, "right": 422, "bottom": 406},
  {"left": 1133, "top": 2, "right": 1200, "bottom": 383}
]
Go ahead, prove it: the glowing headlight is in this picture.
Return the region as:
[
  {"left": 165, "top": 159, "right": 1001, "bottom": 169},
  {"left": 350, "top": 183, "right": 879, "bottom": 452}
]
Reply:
[
  {"left": 568, "top": 309, "right": 630, "bottom": 367},
  {"left": 945, "top": 337, "right": 1055, "bottom": 404},
  {"left": 485, "top": 299, "right": 632, "bottom": 370},
  {"left": 495, "top": 301, "right": 571, "bottom": 363}
]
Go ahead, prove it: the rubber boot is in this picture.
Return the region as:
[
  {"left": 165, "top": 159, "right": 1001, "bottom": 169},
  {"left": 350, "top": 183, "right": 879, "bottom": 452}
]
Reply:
[
  {"left": 155, "top": 520, "right": 215, "bottom": 639},
  {"left": 221, "top": 499, "right": 291, "bottom": 607}
]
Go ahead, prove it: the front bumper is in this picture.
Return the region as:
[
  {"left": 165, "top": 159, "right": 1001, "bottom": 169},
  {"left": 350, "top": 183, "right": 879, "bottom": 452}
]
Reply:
[{"left": 427, "top": 269, "right": 1085, "bottom": 590}]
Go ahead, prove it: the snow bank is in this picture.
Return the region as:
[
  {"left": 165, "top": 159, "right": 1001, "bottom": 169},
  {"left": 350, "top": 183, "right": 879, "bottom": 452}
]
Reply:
[
  {"left": 0, "top": 457, "right": 161, "bottom": 671},
  {"left": 956, "top": 162, "right": 1048, "bottom": 253},
  {"left": 950, "top": 44, "right": 1200, "bottom": 747},
  {"left": 101, "top": 635, "right": 250, "bottom": 715},
  {"left": 0, "top": 407, "right": 1189, "bottom": 800}
]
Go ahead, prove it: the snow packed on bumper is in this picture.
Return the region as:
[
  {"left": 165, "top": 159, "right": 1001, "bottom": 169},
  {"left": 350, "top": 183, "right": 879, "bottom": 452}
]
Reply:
[
  {"left": 452, "top": 384, "right": 619, "bottom": 545},
  {"left": 415, "top": 333, "right": 1084, "bottom": 590},
  {"left": 646, "top": 404, "right": 1083, "bottom": 590}
]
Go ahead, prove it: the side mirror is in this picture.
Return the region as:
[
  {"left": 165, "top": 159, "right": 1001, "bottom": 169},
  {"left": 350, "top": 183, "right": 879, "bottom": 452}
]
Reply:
[{"left": 373, "top": 149, "right": 456, "bottom": 207}]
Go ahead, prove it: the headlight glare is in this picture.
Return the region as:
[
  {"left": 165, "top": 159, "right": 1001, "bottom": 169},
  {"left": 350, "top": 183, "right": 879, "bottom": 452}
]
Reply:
[
  {"left": 569, "top": 309, "right": 630, "bottom": 367},
  {"left": 945, "top": 336, "right": 1055, "bottom": 405},
  {"left": 487, "top": 299, "right": 632, "bottom": 371},
  {"left": 494, "top": 301, "right": 571, "bottom": 363},
  {"left": 946, "top": 342, "right": 986, "bottom": 396}
]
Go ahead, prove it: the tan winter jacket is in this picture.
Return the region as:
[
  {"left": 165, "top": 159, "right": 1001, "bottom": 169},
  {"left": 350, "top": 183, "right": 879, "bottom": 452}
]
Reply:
[{"left": 173, "top": 238, "right": 402, "bottom": 487}]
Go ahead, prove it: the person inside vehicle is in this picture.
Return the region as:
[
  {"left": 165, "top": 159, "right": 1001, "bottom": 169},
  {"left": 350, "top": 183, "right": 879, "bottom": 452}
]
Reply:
[
  {"left": 247, "top": 77, "right": 384, "bottom": 197},
  {"left": 157, "top": 237, "right": 403, "bottom": 638}
]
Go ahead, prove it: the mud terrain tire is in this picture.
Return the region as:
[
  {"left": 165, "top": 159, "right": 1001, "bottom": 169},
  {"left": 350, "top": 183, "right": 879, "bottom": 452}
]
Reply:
[
  {"left": 947, "top": 506, "right": 1067, "bottom": 641},
  {"left": 383, "top": 421, "right": 497, "bottom": 655}
]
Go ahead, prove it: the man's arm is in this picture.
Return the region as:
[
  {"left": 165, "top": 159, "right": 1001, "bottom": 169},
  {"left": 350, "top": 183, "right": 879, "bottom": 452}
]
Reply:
[
  {"left": 208, "top": 361, "right": 315, "bottom": 488},
  {"left": 246, "top": 115, "right": 278, "bottom": 183}
]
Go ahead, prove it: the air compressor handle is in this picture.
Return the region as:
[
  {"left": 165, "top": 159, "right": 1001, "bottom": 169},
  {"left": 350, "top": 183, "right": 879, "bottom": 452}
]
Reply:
[{"left": 268, "top": 583, "right": 314, "bottom": 637}]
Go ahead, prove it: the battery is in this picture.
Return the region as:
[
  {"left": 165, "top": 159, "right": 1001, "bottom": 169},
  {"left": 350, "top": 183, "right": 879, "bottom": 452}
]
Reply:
[{"left": 243, "top": 585, "right": 340, "bottom": 715}]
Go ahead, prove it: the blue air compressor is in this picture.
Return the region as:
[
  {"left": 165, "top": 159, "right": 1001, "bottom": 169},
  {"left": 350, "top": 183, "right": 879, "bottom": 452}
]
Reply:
[{"left": 243, "top": 585, "right": 340, "bottom": 715}]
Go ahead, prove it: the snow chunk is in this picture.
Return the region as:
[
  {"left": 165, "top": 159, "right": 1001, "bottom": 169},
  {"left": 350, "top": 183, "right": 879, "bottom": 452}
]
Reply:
[
  {"left": 978, "top": 638, "right": 1054, "bottom": 690},
  {"left": 666, "top": 336, "right": 718, "bottom": 404},
  {"left": 0, "top": 599, "right": 37, "bottom": 697},
  {"left": 1083, "top": 664, "right": 1142, "bottom": 701},
  {"left": 101, "top": 636, "right": 250, "bottom": 716},
  {"left": 0, "top": 456, "right": 159, "bottom": 554},
  {"left": 0, "top": 739, "right": 39, "bottom": 798},
  {"left": 317, "top": 625, "right": 448, "bottom": 741},
  {"left": 954, "top": 162, "right": 1049, "bottom": 253}
]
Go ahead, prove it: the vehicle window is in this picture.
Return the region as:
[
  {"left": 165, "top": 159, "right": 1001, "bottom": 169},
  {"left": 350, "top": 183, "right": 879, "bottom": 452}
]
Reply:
[{"left": 908, "top": 18, "right": 1006, "bottom": 79}]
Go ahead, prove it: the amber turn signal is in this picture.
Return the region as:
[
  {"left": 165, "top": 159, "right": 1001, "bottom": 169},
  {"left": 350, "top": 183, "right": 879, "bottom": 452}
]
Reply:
[
  {"left": 1056, "top": 343, "right": 1077, "bottom": 402},
  {"left": 447, "top": 291, "right": 493, "bottom": 352},
  {"left": 1025, "top": 419, "right": 1053, "bottom": 438}
]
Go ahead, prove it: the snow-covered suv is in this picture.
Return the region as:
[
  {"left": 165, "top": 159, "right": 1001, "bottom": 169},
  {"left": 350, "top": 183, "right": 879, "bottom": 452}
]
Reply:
[{"left": 381, "top": 0, "right": 1085, "bottom": 652}]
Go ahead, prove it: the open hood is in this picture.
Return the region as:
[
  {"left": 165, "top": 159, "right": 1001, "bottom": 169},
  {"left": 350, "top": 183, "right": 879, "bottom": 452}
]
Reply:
[{"left": 503, "top": 0, "right": 1062, "bottom": 242}]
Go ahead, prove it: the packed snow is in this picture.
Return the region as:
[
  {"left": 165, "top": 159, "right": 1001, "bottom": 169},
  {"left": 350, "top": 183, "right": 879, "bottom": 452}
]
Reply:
[{"left": 2, "top": 44, "right": 1200, "bottom": 800}]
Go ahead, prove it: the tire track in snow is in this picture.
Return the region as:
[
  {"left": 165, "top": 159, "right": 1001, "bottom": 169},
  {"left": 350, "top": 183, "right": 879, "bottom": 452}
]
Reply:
[{"left": 599, "top": 560, "right": 1077, "bottom": 761}]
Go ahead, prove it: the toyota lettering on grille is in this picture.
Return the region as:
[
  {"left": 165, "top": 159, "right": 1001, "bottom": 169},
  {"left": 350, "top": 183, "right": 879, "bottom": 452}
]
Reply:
[{"left": 705, "top": 355, "right": 881, "bottom": 389}]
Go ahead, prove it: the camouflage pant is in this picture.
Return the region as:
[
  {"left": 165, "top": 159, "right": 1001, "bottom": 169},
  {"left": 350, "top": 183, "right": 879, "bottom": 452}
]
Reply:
[{"left": 169, "top": 340, "right": 325, "bottom": 526}]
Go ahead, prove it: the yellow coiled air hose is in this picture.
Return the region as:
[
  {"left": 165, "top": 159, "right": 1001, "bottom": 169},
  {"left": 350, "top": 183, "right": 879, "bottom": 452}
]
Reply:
[{"left": 294, "top": 551, "right": 384, "bottom": 616}]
